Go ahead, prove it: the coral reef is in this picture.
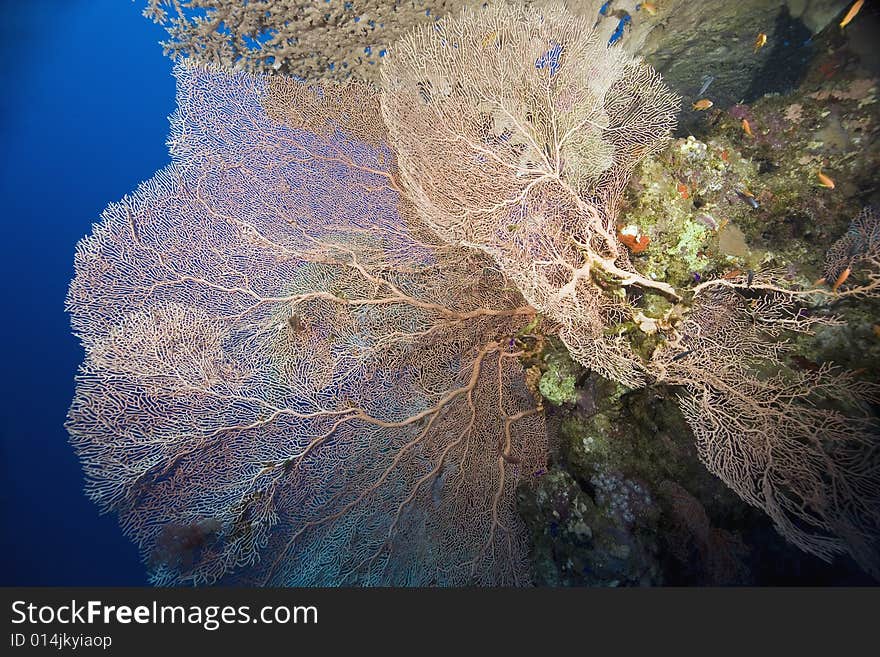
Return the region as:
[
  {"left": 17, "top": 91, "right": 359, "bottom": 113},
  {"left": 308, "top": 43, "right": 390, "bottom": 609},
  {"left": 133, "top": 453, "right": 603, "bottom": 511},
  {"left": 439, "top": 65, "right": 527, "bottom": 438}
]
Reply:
[
  {"left": 68, "top": 1, "right": 880, "bottom": 586},
  {"left": 528, "top": 8, "right": 880, "bottom": 584}
]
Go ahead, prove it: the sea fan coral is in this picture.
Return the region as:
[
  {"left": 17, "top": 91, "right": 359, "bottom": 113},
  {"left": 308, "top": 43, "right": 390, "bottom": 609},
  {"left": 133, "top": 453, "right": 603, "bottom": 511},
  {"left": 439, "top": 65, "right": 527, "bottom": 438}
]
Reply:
[
  {"left": 380, "top": 2, "right": 680, "bottom": 387},
  {"left": 67, "top": 64, "right": 546, "bottom": 585}
]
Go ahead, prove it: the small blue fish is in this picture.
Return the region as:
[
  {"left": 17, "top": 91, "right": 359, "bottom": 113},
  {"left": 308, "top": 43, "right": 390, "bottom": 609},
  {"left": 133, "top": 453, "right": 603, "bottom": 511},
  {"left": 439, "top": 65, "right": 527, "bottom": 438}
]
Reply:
[
  {"left": 671, "top": 348, "right": 695, "bottom": 362},
  {"left": 536, "top": 42, "right": 564, "bottom": 76},
  {"left": 608, "top": 13, "right": 631, "bottom": 46},
  {"left": 698, "top": 75, "right": 715, "bottom": 97}
]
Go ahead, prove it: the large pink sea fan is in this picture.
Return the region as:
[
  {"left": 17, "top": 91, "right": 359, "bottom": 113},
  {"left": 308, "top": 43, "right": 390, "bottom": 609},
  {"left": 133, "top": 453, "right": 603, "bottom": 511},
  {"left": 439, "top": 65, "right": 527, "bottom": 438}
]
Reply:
[{"left": 66, "top": 64, "right": 546, "bottom": 586}]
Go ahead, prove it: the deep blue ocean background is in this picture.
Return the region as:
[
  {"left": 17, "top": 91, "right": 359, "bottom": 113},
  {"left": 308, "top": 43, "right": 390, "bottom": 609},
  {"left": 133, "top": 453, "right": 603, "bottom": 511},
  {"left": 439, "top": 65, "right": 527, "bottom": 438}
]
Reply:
[{"left": 0, "top": 1, "right": 177, "bottom": 585}]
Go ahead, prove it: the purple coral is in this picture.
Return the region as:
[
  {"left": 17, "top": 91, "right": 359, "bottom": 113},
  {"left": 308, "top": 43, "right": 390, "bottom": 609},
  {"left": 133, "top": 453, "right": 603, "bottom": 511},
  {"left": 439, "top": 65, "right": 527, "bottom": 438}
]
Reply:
[{"left": 66, "top": 65, "right": 547, "bottom": 586}]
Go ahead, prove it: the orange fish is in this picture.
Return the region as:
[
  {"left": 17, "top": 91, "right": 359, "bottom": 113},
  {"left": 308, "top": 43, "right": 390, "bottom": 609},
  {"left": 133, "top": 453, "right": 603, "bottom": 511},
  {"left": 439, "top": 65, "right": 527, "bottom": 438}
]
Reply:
[
  {"left": 742, "top": 118, "right": 753, "bottom": 137},
  {"left": 641, "top": 2, "right": 658, "bottom": 15},
  {"left": 832, "top": 266, "right": 851, "bottom": 292},
  {"left": 754, "top": 32, "right": 767, "bottom": 53},
  {"left": 692, "top": 98, "right": 713, "bottom": 111},
  {"left": 677, "top": 182, "right": 689, "bottom": 199},
  {"left": 721, "top": 149, "right": 729, "bottom": 161},
  {"left": 817, "top": 170, "right": 835, "bottom": 189},
  {"left": 840, "top": 0, "right": 865, "bottom": 29},
  {"left": 722, "top": 268, "right": 743, "bottom": 279}
]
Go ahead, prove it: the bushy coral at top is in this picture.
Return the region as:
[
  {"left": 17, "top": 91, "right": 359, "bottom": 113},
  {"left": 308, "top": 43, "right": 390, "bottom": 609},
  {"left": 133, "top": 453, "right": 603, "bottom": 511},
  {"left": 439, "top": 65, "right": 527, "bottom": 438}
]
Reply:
[{"left": 142, "top": 0, "right": 464, "bottom": 83}]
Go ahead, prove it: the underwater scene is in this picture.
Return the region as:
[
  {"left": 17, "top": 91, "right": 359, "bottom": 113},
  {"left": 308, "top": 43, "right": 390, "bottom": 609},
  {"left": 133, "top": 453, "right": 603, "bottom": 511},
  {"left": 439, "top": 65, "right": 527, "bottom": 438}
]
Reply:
[{"left": 3, "top": 0, "right": 880, "bottom": 587}]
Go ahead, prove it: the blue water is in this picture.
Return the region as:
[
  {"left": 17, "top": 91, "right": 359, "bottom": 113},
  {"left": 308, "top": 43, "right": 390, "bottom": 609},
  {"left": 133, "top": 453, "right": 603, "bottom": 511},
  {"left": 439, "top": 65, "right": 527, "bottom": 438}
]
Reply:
[{"left": 0, "top": 1, "right": 176, "bottom": 585}]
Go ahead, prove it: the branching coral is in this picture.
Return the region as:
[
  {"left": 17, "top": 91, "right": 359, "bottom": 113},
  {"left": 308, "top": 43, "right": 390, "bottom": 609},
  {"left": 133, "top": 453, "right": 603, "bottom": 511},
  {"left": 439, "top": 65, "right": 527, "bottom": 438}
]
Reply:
[
  {"left": 653, "top": 272, "right": 880, "bottom": 576},
  {"left": 823, "top": 205, "right": 880, "bottom": 297}
]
